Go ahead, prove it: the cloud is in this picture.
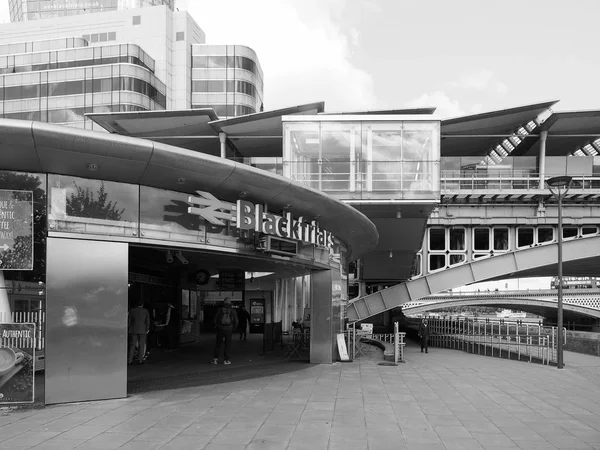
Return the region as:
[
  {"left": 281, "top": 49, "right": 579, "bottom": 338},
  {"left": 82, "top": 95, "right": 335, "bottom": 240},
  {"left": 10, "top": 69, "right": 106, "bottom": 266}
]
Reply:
[
  {"left": 449, "top": 69, "right": 508, "bottom": 94},
  {"left": 405, "top": 91, "right": 464, "bottom": 118},
  {"left": 178, "top": 0, "right": 377, "bottom": 111}
]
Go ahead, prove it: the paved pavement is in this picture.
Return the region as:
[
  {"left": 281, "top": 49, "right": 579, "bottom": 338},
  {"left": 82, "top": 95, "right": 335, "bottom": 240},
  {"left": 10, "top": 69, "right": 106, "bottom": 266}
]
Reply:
[{"left": 1, "top": 343, "right": 599, "bottom": 450}]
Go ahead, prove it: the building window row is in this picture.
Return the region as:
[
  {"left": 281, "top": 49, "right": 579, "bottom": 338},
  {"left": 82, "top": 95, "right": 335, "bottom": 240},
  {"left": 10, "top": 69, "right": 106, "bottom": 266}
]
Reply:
[
  {"left": 0, "top": 44, "right": 155, "bottom": 75},
  {"left": 192, "top": 55, "right": 261, "bottom": 78},
  {"left": 82, "top": 32, "right": 117, "bottom": 44},
  {"left": 192, "top": 104, "right": 256, "bottom": 117},
  {"left": 1, "top": 104, "right": 148, "bottom": 123},
  {"left": 0, "top": 76, "right": 166, "bottom": 108},
  {"left": 0, "top": 55, "right": 151, "bottom": 75},
  {"left": 191, "top": 79, "right": 260, "bottom": 99}
]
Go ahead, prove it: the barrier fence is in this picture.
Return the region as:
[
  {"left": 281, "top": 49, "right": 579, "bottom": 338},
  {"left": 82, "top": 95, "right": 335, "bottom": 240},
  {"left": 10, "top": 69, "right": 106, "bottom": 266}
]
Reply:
[
  {"left": 411, "top": 317, "right": 565, "bottom": 365},
  {"left": 346, "top": 322, "right": 405, "bottom": 364}
]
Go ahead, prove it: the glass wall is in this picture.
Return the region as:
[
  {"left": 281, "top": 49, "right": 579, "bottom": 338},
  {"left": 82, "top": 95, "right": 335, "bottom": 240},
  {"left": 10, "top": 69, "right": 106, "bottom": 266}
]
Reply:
[
  {"left": 48, "top": 175, "right": 139, "bottom": 237},
  {"left": 0, "top": 170, "right": 46, "bottom": 405},
  {"left": 284, "top": 119, "right": 440, "bottom": 201}
]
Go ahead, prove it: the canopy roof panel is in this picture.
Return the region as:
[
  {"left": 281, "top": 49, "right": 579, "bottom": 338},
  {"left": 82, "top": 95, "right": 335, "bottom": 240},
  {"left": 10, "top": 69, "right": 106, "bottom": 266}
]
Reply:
[
  {"left": 87, "top": 108, "right": 222, "bottom": 156},
  {"left": 516, "top": 110, "right": 600, "bottom": 157},
  {"left": 440, "top": 100, "right": 558, "bottom": 157}
]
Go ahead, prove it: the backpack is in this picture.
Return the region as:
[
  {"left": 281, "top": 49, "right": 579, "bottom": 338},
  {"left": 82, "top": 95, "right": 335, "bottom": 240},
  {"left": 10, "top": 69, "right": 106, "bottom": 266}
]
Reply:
[{"left": 221, "top": 308, "right": 231, "bottom": 326}]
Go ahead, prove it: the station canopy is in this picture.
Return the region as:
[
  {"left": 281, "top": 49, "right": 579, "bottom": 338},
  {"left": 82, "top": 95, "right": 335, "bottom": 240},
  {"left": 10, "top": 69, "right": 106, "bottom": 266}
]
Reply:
[{"left": 88, "top": 100, "right": 600, "bottom": 160}]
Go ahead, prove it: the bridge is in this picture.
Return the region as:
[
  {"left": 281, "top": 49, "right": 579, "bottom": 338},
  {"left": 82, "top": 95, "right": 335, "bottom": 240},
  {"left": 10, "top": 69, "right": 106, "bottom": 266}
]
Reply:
[
  {"left": 400, "top": 289, "right": 600, "bottom": 321},
  {"left": 347, "top": 175, "right": 600, "bottom": 323}
]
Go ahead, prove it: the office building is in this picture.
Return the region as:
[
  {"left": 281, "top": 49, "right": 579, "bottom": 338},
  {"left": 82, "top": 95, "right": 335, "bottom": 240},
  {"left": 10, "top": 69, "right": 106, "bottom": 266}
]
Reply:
[
  {"left": 8, "top": 0, "right": 175, "bottom": 22},
  {"left": 0, "top": 3, "right": 263, "bottom": 129}
]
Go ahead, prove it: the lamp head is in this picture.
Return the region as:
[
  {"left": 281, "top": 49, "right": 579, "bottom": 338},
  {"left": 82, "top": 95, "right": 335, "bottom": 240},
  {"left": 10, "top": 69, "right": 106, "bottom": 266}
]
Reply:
[{"left": 547, "top": 176, "right": 572, "bottom": 188}]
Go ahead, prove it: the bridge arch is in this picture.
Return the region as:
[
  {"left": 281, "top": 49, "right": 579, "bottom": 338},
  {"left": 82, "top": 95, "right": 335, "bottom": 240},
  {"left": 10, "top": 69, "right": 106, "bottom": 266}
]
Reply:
[
  {"left": 402, "top": 297, "right": 600, "bottom": 320},
  {"left": 348, "top": 235, "right": 600, "bottom": 322}
]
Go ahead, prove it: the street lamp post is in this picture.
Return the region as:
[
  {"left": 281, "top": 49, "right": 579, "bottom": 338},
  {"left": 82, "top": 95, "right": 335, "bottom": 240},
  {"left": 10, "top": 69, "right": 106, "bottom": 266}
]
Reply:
[{"left": 547, "top": 175, "right": 572, "bottom": 369}]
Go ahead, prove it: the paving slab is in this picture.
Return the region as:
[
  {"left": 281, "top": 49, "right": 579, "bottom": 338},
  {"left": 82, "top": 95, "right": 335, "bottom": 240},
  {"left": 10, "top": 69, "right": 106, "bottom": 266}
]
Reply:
[{"left": 0, "top": 343, "right": 599, "bottom": 449}]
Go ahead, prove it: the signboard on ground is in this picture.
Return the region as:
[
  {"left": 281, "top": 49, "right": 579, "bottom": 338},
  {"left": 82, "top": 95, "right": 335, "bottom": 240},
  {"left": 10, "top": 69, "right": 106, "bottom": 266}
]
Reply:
[
  {"left": 0, "top": 190, "right": 34, "bottom": 271},
  {"left": 0, "top": 323, "right": 35, "bottom": 404},
  {"left": 337, "top": 333, "right": 350, "bottom": 361}
]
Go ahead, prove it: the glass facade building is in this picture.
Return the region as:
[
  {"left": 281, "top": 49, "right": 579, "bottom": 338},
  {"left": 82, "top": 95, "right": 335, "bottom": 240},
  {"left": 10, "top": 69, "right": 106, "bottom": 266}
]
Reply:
[
  {"left": 9, "top": 0, "right": 174, "bottom": 22},
  {"left": 192, "top": 45, "right": 264, "bottom": 118},
  {"left": 0, "top": 7, "right": 263, "bottom": 128},
  {"left": 0, "top": 38, "right": 166, "bottom": 128}
]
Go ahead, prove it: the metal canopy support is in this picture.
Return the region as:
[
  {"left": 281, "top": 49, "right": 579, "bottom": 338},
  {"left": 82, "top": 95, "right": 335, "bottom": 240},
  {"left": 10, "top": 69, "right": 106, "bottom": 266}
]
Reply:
[
  {"left": 219, "top": 132, "right": 227, "bottom": 158},
  {"left": 538, "top": 130, "right": 548, "bottom": 189}
]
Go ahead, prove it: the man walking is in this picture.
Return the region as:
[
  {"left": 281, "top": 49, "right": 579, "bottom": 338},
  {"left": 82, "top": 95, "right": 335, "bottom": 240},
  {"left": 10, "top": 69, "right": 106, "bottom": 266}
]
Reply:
[
  {"left": 237, "top": 304, "right": 251, "bottom": 340},
  {"left": 418, "top": 318, "right": 430, "bottom": 353},
  {"left": 211, "top": 297, "right": 238, "bottom": 365},
  {"left": 128, "top": 300, "right": 150, "bottom": 364}
]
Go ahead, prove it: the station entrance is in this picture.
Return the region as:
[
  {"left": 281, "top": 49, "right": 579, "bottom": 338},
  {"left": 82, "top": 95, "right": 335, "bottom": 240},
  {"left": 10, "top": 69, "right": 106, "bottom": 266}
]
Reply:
[{"left": 125, "top": 244, "right": 314, "bottom": 394}]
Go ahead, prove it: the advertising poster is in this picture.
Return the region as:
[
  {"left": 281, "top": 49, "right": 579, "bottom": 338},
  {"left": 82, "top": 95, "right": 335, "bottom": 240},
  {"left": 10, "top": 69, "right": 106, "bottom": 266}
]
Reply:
[
  {"left": 0, "top": 323, "right": 35, "bottom": 404},
  {"left": 0, "top": 190, "right": 34, "bottom": 271},
  {"left": 250, "top": 299, "right": 265, "bottom": 334}
]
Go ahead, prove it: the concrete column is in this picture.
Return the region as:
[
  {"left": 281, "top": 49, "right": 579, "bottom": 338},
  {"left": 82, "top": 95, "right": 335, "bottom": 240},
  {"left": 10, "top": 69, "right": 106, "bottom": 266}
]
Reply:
[
  {"left": 0, "top": 270, "right": 12, "bottom": 323},
  {"left": 310, "top": 270, "right": 333, "bottom": 364},
  {"left": 219, "top": 132, "right": 227, "bottom": 158},
  {"left": 538, "top": 130, "right": 548, "bottom": 189}
]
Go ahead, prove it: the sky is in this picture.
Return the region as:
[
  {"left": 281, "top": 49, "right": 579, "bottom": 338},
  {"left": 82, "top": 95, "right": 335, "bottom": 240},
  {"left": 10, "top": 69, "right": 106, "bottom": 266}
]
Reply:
[
  {"left": 175, "top": 0, "right": 600, "bottom": 118},
  {"left": 0, "top": 0, "right": 598, "bottom": 117}
]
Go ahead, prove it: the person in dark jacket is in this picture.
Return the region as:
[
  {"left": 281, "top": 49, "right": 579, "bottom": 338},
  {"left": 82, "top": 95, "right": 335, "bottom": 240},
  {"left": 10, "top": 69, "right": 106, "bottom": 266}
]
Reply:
[
  {"left": 237, "top": 305, "right": 251, "bottom": 340},
  {"left": 418, "top": 318, "right": 430, "bottom": 353},
  {"left": 211, "top": 297, "right": 238, "bottom": 365},
  {"left": 128, "top": 300, "right": 150, "bottom": 364}
]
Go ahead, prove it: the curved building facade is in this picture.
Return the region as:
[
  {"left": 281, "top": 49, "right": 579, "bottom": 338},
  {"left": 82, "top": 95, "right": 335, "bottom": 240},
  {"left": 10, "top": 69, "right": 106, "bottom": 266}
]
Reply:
[
  {"left": 0, "top": 117, "right": 378, "bottom": 405},
  {"left": 191, "top": 45, "right": 264, "bottom": 117}
]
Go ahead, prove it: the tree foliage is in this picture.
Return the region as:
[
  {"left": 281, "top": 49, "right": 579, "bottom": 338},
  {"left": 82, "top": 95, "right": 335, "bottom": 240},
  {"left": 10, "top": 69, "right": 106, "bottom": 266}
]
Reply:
[{"left": 67, "top": 182, "right": 124, "bottom": 221}]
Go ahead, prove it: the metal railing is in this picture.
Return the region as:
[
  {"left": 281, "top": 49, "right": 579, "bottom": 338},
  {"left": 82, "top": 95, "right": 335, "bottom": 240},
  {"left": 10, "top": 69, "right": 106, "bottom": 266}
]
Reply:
[
  {"left": 440, "top": 173, "right": 600, "bottom": 192},
  {"left": 412, "top": 317, "right": 565, "bottom": 365},
  {"left": 346, "top": 322, "right": 405, "bottom": 364}
]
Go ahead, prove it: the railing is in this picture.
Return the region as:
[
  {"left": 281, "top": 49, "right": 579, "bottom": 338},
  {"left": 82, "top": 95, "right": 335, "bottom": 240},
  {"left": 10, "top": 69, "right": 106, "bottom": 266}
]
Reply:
[
  {"left": 411, "top": 317, "right": 564, "bottom": 365},
  {"left": 440, "top": 173, "right": 600, "bottom": 192},
  {"left": 346, "top": 322, "right": 405, "bottom": 364}
]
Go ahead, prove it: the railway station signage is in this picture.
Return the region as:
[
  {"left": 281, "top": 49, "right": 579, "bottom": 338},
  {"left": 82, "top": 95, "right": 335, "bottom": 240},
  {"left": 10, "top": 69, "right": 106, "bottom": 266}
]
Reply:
[
  {"left": 0, "top": 190, "right": 34, "bottom": 271},
  {"left": 187, "top": 191, "right": 334, "bottom": 249}
]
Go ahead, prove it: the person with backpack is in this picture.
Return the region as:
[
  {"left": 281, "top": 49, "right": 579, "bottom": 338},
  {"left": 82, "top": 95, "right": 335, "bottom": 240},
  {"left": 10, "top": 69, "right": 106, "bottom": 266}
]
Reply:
[{"left": 211, "top": 297, "right": 238, "bottom": 365}]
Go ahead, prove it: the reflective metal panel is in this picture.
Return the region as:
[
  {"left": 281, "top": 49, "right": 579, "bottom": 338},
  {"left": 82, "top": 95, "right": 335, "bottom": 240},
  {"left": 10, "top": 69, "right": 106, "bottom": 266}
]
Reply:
[
  {"left": 45, "top": 238, "right": 127, "bottom": 404},
  {"left": 310, "top": 270, "right": 332, "bottom": 364}
]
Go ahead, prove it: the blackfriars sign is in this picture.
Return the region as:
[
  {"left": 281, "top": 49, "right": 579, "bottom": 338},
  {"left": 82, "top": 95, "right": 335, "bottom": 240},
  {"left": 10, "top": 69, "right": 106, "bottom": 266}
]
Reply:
[{"left": 187, "top": 191, "right": 334, "bottom": 249}]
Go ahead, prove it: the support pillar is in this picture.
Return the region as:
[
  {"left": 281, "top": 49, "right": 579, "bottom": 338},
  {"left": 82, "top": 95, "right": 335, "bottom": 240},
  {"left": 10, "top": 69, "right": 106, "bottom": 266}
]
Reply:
[
  {"left": 310, "top": 270, "right": 333, "bottom": 364},
  {"left": 219, "top": 132, "right": 226, "bottom": 158},
  {"left": 538, "top": 130, "right": 548, "bottom": 189}
]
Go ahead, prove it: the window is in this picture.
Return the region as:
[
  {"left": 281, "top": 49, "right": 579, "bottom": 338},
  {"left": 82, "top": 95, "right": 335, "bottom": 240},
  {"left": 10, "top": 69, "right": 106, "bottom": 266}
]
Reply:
[
  {"left": 108, "top": 32, "right": 117, "bottom": 41},
  {"left": 176, "top": 31, "right": 185, "bottom": 41},
  {"left": 517, "top": 227, "right": 534, "bottom": 248},
  {"left": 133, "top": 15, "right": 141, "bottom": 25}
]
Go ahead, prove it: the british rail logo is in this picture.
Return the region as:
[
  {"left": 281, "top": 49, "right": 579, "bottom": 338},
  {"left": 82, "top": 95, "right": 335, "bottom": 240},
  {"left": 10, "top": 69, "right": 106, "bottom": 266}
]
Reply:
[{"left": 187, "top": 191, "right": 334, "bottom": 248}]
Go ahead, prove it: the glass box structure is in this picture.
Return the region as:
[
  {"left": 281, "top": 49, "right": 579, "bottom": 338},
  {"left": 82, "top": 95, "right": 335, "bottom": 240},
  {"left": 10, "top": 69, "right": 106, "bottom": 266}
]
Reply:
[{"left": 283, "top": 116, "right": 441, "bottom": 202}]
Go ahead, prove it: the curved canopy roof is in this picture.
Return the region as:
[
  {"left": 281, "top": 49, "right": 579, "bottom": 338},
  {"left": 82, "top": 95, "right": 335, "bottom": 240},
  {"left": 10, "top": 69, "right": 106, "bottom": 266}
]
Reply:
[{"left": 0, "top": 118, "right": 378, "bottom": 261}]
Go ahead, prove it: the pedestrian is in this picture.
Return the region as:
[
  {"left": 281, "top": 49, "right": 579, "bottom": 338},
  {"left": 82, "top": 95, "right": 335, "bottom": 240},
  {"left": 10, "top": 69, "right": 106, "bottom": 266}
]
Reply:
[
  {"left": 211, "top": 297, "right": 238, "bottom": 365},
  {"left": 418, "top": 318, "right": 430, "bottom": 353},
  {"left": 237, "top": 304, "right": 251, "bottom": 340},
  {"left": 128, "top": 300, "right": 150, "bottom": 365}
]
